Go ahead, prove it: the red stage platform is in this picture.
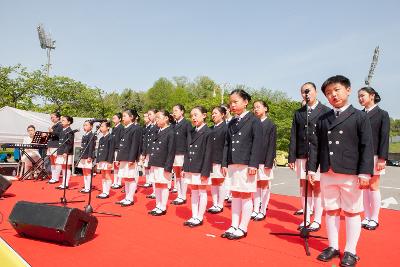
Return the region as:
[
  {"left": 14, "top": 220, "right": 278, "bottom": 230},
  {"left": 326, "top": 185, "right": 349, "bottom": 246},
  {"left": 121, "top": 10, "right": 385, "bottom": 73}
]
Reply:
[{"left": 0, "top": 175, "right": 397, "bottom": 267}]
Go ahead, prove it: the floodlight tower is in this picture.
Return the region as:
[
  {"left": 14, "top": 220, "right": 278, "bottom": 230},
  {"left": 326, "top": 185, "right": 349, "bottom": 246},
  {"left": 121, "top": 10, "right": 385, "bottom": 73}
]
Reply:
[
  {"left": 37, "top": 24, "right": 56, "bottom": 76},
  {"left": 365, "top": 46, "right": 380, "bottom": 86}
]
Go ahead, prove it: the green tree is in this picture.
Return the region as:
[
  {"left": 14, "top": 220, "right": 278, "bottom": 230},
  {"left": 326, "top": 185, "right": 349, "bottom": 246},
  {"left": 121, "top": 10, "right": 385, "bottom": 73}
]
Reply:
[{"left": 145, "top": 78, "right": 175, "bottom": 110}]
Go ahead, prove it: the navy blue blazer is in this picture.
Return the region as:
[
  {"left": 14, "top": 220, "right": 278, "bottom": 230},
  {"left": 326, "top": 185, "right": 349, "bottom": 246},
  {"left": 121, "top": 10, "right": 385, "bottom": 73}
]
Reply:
[
  {"left": 173, "top": 118, "right": 192, "bottom": 155},
  {"left": 365, "top": 106, "right": 390, "bottom": 160},
  {"left": 260, "top": 118, "right": 277, "bottom": 168},
  {"left": 183, "top": 125, "right": 213, "bottom": 177},
  {"left": 116, "top": 124, "right": 143, "bottom": 162},
  {"left": 111, "top": 123, "right": 124, "bottom": 152},
  {"left": 211, "top": 122, "right": 228, "bottom": 165},
  {"left": 142, "top": 124, "right": 159, "bottom": 156},
  {"left": 288, "top": 102, "right": 331, "bottom": 163},
  {"left": 148, "top": 126, "right": 176, "bottom": 172},
  {"left": 222, "top": 112, "right": 263, "bottom": 169},
  {"left": 309, "top": 105, "right": 374, "bottom": 175},
  {"left": 56, "top": 127, "right": 75, "bottom": 155},
  {"left": 80, "top": 132, "right": 96, "bottom": 159},
  {"left": 97, "top": 134, "right": 114, "bottom": 163},
  {"left": 48, "top": 122, "right": 63, "bottom": 148}
]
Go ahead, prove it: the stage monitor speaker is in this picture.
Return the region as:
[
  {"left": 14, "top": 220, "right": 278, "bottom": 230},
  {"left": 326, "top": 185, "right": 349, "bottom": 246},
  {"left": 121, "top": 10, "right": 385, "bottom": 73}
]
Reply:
[
  {"left": 0, "top": 174, "right": 12, "bottom": 197},
  {"left": 8, "top": 201, "right": 98, "bottom": 246}
]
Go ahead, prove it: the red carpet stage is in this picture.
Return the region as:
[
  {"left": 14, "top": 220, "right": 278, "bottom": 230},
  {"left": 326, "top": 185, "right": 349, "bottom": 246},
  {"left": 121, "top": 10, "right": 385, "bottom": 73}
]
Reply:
[{"left": 0, "top": 175, "right": 398, "bottom": 267}]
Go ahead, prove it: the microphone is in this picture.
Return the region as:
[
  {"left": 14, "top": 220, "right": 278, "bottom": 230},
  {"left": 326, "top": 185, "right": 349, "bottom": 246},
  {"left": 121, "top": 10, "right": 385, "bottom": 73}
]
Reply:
[{"left": 89, "top": 118, "right": 108, "bottom": 123}]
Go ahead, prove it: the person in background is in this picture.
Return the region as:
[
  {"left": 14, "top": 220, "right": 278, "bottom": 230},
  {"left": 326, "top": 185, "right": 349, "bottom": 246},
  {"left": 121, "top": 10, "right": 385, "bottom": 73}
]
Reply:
[
  {"left": 18, "top": 125, "right": 41, "bottom": 179},
  {"left": 358, "top": 86, "right": 390, "bottom": 231}
]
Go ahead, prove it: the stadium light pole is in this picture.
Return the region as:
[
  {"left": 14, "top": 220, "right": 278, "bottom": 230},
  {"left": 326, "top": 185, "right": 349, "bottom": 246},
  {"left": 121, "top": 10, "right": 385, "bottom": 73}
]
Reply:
[{"left": 37, "top": 24, "right": 56, "bottom": 76}]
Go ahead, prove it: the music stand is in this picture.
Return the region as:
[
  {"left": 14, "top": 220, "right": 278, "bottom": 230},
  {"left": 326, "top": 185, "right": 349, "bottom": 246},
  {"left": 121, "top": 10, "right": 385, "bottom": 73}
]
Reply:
[
  {"left": 32, "top": 131, "right": 50, "bottom": 144},
  {"left": 30, "top": 131, "right": 51, "bottom": 180}
]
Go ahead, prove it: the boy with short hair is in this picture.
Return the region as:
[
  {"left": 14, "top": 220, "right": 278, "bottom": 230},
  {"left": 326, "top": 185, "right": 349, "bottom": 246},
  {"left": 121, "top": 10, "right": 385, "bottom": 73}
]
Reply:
[{"left": 308, "top": 75, "right": 374, "bottom": 267}]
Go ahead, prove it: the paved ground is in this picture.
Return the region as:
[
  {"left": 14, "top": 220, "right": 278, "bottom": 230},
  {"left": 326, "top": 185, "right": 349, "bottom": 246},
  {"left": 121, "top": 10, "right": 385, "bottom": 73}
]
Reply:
[{"left": 271, "top": 166, "right": 400, "bottom": 210}]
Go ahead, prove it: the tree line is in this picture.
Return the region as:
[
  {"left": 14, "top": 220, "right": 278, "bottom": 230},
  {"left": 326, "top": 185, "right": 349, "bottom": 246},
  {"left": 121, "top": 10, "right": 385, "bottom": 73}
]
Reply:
[{"left": 1, "top": 64, "right": 399, "bottom": 152}]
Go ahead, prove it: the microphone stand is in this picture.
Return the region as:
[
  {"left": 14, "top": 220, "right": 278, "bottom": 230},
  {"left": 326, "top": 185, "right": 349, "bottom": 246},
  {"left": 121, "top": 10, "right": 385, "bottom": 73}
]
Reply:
[
  {"left": 76, "top": 126, "right": 121, "bottom": 217},
  {"left": 42, "top": 129, "right": 85, "bottom": 206},
  {"left": 270, "top": 90, "right": 326, "bottom": 256}
]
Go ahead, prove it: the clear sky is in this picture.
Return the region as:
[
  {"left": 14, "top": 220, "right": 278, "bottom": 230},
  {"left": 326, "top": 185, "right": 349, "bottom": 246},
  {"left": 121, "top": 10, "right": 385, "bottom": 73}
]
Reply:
[{"left": 1, "top": 0, "right": 399, "bottom": 118}]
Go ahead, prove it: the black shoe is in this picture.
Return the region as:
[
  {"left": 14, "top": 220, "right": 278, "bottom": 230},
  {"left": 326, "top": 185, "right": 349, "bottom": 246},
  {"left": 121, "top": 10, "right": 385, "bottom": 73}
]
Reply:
[
  {"left": 307, "top": 221, "right": 321, "bottom": 232},
  {"left": 188, "top": 218, "right": 203, "bottom": 228},
  {"left": 48, "top": 179, "right": 59, "bottom": 184},
  {"left": 209, "top": 206, "right": 223, "bottom": 214},
  {"left": 250, "top": 212, "right": 258, "bottom": 220},
  {"left": 171, "top": 198, "right": 186, "bottom": 205},
  {"left": 317, "top": 247, "right": 340, "bottom": 262},
  {"left": 254, "top": 212, "right": 266, "bottom": 221},
  {"left": 297, "top": 221, "right": 310, "bottom": 230},
  {"left": 146, "top": 194, "right": 156, "bottom": 199},
  {"left": 79, "top": 189, "right": 90, "bottom": 193},
  {"left": 56, "top": 185, "right": 68, "bottom": 190},
  {"left": 121, "top": 200, "right": 134, "bottom": 207},
  {"left": 150, "top": 208, "right": 167, "bottom": 216},
  {"left": 340, "top": 251, "right": 360, "bottom": 267},
  {"left": 183, "top": 219, "right": 193, "bottom": 226},
  {"left": 111, "top": 184, "right": 122, "bottom": 189},
  {"left": 96, "top": 193, "right": 109, "bottom": 199},
  {"left": 227, "top": 228, "right": 247, "bottom": 240},
  {"left": 171, "top": 188, "right": 178, "bottom": 193},
  {"left": 365, "top": 220, "right": 379, "bottom": 230},
  {"left": 142, "top": 183, "right": 152, "bottom": 188},
  {"left": 294, "top": 209, "right": 304, "bottom": 215},
  {"left": 221, "top": 226, "right": 236, "bottom": 238}
]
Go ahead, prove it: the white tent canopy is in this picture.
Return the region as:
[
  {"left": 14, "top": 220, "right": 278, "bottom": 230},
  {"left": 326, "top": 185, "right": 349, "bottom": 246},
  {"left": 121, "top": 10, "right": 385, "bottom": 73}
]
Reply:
[{"left": 0, "top": 106, "right": 91, "bottom": 145}]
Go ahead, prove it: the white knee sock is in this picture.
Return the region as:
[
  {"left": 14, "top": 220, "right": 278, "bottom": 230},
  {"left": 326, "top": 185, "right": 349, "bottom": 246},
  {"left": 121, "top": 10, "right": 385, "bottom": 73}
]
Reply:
[
  {"left": 198, "top": 190, "right": 208, "bottom": 220},
  {"left": 177, "top": 178, "right": 182, "bottom": 199},
  {"left": 53, "top": 165, "right": 62, "bottom": 181},
  {"left": 260, "top": 188, "right": 271, "bottom": 214},
  {"left": 306, "top": 197, "right": 312, "bottom": 222},
  {"left": 103, "top": 179, "right": 112, "bottom": 194},
  {"left": 363, "top": 189, "right": 371, "bottom": 220},
  {"left": 145, "top": 169, "right": 150, "bottom": 184},
  {"left": 326, "top": 214, "right": 340, "bottom": 250},
  {"left": 218, "top": 186, "right": 226, "bottom": 208},
  {"left": 180, "top": 179, "right": 188, "bottom": 200},
  {"left": 211, "top": 186, "right": 218, "bottom": 207},
  {"left": 173, "top": 176, "right": 178, "bottom": 190},
  {"left": 155, "top": 187, "right": 161, "bottom": 208},
  {"left": 117, "top": 175, "right": 123, "bottom": 186},
  {"left": 152, "top": 182, "right": 156, "bottom": 195},
  {"left": 124, "top": 181, "right": 130, "bottom": 198},
  {"left": 113, "top": 172, "right": 118, "bottom": 185},
  {"left": 191, "top": 190, "right": 199, "bottom": 219},
  {"left": 160, "top": 188, "right": 169, "bottom": 210},
  {"left": 239, "top": 198, "right": 253, "bottom": 232},
  {"left": 50, "top": 165, "right": 55, "bottom": 179},
  {"left": 313, "top": 196, "right": 323, "bottom": 224},
  {"left": 370, "top": 190, "right": 381, "bottom": 223},
  {"left": 125, "top": 181, "right": 137, "bottom": 201},
  {"left": 344, "top": 215, "right": 361, "bottom": 254},
  {"left": 253, "top": 188, "right": 261, "bottom": 213},
  {"left": 101, "top": 179, "right": 106, "bottom": 194},
  {"left": 106, "top": 180, "right": 112, "bottom": 194},
  {"left": 83, "top": 175, "right": 89, "bottom": 190},
  {"left": 231, "top": 198, "right": 242, "bottom": 228},
  {"left": 61, "top": 169, "right": 71, "bottom": 187}
]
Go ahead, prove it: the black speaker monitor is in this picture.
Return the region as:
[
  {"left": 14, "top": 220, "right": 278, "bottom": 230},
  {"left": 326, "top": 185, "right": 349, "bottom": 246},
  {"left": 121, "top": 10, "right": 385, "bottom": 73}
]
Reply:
[{"left": 8, "top": 201, "right": 98, "bottom": 246}]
